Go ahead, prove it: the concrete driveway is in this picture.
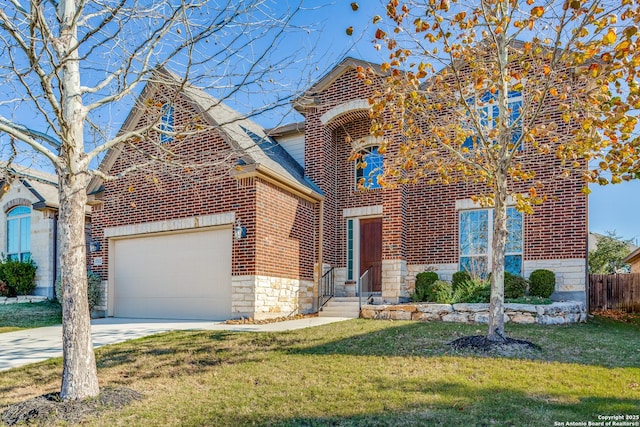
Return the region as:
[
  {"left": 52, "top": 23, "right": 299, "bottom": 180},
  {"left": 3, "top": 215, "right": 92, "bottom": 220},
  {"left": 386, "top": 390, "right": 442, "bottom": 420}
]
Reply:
[{"left": 0, "top": 316, "right": 350, "bottom": 372}]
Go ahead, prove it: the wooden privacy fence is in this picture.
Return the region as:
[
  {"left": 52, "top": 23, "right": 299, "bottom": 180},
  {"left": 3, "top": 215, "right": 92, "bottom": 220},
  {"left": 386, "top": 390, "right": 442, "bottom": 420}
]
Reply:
[{"left": 589, "top": 273, "right": 640, "bottom": 313}]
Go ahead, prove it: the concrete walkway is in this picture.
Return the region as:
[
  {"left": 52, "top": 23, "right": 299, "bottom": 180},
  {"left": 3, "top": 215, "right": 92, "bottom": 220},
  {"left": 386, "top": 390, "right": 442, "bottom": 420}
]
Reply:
[{"left": 0, "top": 316, "right": 350, "bottom": 372}]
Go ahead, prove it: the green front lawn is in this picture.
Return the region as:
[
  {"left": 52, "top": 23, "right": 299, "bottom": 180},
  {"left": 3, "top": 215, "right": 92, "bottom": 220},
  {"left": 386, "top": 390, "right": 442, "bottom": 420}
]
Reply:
[
  {"left": 1, "top": 316, "right": 639, "bottom": 426},
  {"left": 0, "top": 300, "right": 62, "bottom": 333}
]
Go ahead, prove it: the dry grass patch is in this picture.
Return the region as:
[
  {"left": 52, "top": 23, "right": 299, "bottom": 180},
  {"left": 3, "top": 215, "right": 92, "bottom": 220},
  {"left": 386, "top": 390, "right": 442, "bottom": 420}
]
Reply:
[{"left": 1, "top": 317, "right": 639, "bottom": 426}]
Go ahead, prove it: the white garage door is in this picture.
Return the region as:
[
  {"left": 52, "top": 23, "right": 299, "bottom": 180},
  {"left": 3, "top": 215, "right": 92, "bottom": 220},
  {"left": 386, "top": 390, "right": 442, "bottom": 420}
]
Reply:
[{"left": 112, "top": 227, "right": 232, "bottom": 320}]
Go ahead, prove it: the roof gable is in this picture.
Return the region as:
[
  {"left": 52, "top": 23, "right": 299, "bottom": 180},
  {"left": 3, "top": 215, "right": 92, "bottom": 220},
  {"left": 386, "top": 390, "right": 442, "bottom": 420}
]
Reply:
[
  {"left": 0, "top": 164, "right": 59, "bottom": 209},
  {"left": 293, "top": 57, "right": 384, "bottom": 112},
  {"left": 89, "top": 68, "right": 322, "bottom": 199}
]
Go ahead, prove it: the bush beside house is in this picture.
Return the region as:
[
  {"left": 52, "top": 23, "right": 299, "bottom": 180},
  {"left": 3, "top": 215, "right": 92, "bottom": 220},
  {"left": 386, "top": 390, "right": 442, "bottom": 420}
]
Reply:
[
  {"left": 411, "top": 269, "right": 554, "bottom": 305},
  {"left": 529, "top": 269, "right": 556, "bottom": 298},
  {"left": 411, "top": 271, "right": 439, "bottom": 302},
  {"left": 55, "top": 271, "right": 102, "bottom": 313},
  {"left": 0, "top": 258, "right": 37, "bottom": 297}
]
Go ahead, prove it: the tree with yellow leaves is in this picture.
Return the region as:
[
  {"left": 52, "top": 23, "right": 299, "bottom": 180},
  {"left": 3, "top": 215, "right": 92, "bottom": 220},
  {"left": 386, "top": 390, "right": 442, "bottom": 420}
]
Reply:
[{"left": 352, "top": 0, "right": 640, "bottom": 340}]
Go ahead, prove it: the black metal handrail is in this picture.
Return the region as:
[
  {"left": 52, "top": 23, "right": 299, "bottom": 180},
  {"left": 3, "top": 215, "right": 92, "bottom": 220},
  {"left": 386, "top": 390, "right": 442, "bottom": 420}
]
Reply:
[
  {"left": 358, "top": 267, "right": 376, "bottom": 309},
  {"left": 318, "top": 267, "right": 335, "bottom": 310}
]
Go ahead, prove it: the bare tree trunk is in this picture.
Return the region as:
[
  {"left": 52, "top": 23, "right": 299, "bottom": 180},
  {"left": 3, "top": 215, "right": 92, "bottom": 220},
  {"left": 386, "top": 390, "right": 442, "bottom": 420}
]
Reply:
[
  {"left": 58, "top": 171, "right": 99, "bottom": 400},
  {"left": 57, "top": 0, "right": 99, "bottom": 400},
  {"left": 487, "top": 179, "right": 508, "bottom": 341}
]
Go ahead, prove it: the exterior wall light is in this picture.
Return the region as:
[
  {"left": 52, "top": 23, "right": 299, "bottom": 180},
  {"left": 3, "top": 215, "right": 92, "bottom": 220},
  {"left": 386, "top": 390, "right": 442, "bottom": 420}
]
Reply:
[
  {"left": 89, "top": 240, "right": 101, "bottom": 252},
  {"left": 234, "top": 221, "right": 247, "bottom": 240}
]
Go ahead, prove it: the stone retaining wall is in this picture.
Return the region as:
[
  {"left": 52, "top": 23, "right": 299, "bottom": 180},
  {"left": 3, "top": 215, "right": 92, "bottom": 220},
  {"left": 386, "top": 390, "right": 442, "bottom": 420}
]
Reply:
[
  {"left": 360, "top": 301, "right": 587, "bottom": 325},
  {"left": 0, "top": 296, "right": 48, "bottom": 305}
]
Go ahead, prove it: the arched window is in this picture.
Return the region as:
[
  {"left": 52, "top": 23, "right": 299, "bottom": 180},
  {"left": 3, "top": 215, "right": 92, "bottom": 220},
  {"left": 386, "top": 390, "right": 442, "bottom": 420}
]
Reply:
[
  {"left": 7, "top": 205, "right": 31, "bottom": 261},
  {"left": 355, "top": 146, "right": 383, "bottom": 190}
]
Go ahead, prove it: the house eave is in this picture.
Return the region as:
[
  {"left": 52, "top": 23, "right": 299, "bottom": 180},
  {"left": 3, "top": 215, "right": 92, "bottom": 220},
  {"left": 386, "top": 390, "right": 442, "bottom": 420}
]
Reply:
[
  {"left": 231, "top": 164, "right": 323, "bottom": 203},
  {"left": 266, "top": 121, "right": 306, "bottom": 137},
  {"left": 623, "top": 247, "right": 640, "bottom": 264},
  {"left": 293, "top": 57, "right": 385, "bottom": 113},
  {"left": 87, "top": 189, "right": 104, "bottom": 207},
  {"left": 32, "top": 201, "right": 58, "bottom": 212}
]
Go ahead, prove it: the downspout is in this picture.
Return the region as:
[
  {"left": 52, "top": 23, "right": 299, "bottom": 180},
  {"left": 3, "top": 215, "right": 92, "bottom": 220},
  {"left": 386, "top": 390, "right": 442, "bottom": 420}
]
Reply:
[
  {"left": 52, "top": 211, "right": 58, "bottom": 299},
  {"left": 585, "top": 191, "right": 590, "bottom": 313}
]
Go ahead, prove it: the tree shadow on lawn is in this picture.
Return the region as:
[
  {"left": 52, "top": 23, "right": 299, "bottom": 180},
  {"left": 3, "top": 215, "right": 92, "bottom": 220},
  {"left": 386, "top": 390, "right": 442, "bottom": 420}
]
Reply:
[
  {"left": 93, "top": 330, "right": 270, "bottom": 384},
  {"left": 214, "top": 381, "right": 640, "bottom": 427},
  {"left": 288, "top": 319, "right": 640, "bottom": 369}
]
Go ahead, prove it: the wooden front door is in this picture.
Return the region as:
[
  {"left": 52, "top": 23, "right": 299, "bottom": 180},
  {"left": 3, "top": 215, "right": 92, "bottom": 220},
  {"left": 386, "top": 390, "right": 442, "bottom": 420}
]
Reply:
[{"left": 359, "top": 218, "right": 382, "bottom": 292}]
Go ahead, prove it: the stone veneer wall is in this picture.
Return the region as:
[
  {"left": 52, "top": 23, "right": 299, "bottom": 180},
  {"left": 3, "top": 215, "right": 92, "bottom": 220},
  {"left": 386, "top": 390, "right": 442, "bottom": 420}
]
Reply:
[
  {"left": 523, "top": 259, "right": 586, "bottom": 292},
  {"left": 94, "top": 275, "right": 314, "bottom": 320},
  {"left": 232, "top": 275, "right": 314, "bottom": 320},
  {"left": 361, "top": 301, "right": 587, "bottom": 325},
  {"left": 0, "top": 296, "right": 48, "bottom": 305},
  {"left": 381, "top": 259, "right": 407, "bottom": 303}
]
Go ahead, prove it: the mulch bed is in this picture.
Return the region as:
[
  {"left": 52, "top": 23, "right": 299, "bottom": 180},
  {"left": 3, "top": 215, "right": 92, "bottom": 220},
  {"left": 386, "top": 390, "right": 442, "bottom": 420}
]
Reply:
[
  {"left": 1, "top": 387, "right": 142, "bottom": 426},
  {"left": 448, "top": 333, "right": 541, "bottom": 357}
]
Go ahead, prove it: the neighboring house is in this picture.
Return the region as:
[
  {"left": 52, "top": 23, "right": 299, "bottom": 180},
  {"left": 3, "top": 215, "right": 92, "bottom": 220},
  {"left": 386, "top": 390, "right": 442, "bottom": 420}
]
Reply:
[
  {"left": 588, "top": 231, "right": 638, "bottom": 254},
  {"left": 89, "top": 58, "right": 588, "bottom": 321},
  {"left": 0, "top": 166, "right": 62, "bottom": 297},
  {"left": 624, "top": 248, "right": 640, "bottom": 274}
]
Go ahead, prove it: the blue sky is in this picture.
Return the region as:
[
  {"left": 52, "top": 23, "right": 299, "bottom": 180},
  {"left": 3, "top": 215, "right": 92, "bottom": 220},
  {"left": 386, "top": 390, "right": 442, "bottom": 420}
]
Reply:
[
  {"left": 2, "top": 0, "right": 637, "bottom": 242},
  {"left": 299, "top": 1, "right": 639, "bottom": 242}
]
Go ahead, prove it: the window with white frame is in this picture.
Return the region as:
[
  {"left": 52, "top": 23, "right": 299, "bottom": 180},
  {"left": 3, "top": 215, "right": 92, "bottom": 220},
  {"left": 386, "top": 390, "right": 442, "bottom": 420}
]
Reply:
[
  {"left": 459, "top": 207, "right": 523, "bottom": 276},
  {"left": 355, "top": 146, "right": 383, "bottom": 190},
  {"left": 6, "top": 206, "right": 31, "bottom": 261},
  {"left": 159, "top": 103, "right": 174, "bottom": 144},
  {"left": 463, "top": 91, "right": 522, "bottom": 149}
]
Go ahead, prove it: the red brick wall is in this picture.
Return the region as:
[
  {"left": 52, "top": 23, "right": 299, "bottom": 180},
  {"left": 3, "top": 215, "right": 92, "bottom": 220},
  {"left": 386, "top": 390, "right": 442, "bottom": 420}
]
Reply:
[
  {"left": 91, "top": 89, "right": 259, "bottom": 278},
  {"left": 255, "top": 178, "right": 317, "bottom": 280},
  {"left": 301, "top": 65, "right": 588, "bottom": 272}
]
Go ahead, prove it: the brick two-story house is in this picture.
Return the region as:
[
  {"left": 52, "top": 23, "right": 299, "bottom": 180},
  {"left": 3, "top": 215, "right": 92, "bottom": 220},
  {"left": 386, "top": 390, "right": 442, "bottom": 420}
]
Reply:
[{"left": 89, "top": 58, "right": 588, "bottom": 320}]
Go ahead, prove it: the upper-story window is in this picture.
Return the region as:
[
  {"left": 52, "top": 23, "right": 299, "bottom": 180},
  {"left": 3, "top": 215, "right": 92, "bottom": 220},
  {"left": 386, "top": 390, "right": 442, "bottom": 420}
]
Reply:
[
  {"left": 159, "top": 104, "right": 174, "bottom": 144},
  {"left": 463, "top": 91, "right": 522, "bottom": 150},
  {"left": 6, "top": 205, "right": 31, "bottom": 261},
  {"left": 355, "top": 146, "right": 383, "bottom": 190}
]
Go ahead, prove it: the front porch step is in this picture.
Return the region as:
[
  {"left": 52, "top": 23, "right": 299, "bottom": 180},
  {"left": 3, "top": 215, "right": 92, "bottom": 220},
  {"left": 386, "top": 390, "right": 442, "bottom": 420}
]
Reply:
[{"left": 319, "top": 297, "right": 361, "bottom": 318}]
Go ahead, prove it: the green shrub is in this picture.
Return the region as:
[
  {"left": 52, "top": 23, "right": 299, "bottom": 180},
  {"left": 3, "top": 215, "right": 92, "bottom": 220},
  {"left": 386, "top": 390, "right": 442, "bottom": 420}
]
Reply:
[
  {"left": 452, "top": 279, "right": 491, "bottom": 303},
  {"left": 504, "top": 272, "right": 527, "bottom": 299},
  {"left": 505, "top": 296, "right": 552, "bottom": 305},
  {"left": 529, "top": 269, "right": 556, "bottom": 298},
  {"left": 0, "top": 257, "right": 37, "bottom": 296},
  {"left": 452, "top": 271, "right": 471, "bottom": 291},
  {"left": 431, "top": 280, "right": 453, "bottom": 304},
  {"left": 412, "top": 271, "right": 439, "bottom": 302},
  {"left": 0, "top": 280, "right": 16, "bottom": 297},
  {"left": 56, "top": 271, "right": 103, "bottom": 312}
]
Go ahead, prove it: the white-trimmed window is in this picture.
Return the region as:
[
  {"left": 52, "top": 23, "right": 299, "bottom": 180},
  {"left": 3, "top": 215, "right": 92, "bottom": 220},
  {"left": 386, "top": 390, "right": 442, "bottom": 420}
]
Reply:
[
  {"left": 355, "top": 146, "right": 383, "bottom": 190},
  {"left": 159, "top": 103, "right": 174, "bottom": 144},
  {"left": 459, "top": 207, "right": 523, "bottom": 276},
  {"left": 346, "top": 218, "right": 355, "bottom": 281},
  {"left": 463, "top": 91, "right": 523, "bottom": 149},
  {"left": 6, "top": 205, "right": 31, "bottom": 261}
]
